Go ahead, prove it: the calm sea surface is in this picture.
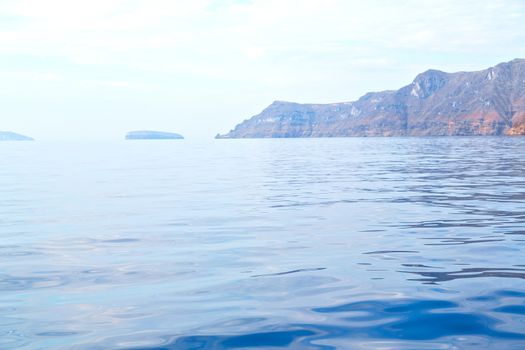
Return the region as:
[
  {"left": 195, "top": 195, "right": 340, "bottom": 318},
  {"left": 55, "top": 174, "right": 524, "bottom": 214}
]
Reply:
[{"left": 1, "top": 138, "right": 524, "bottom": 349}]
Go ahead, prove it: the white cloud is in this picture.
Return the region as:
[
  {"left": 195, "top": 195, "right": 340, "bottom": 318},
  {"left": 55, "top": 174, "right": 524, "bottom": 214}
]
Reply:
[
  {"left": 89, "top": 80, "right": 150, "bottom": 89},
  {"left": 0, "top": 70, "right": 62, "bottom": 81},
  {"left": 1, "top": 0, "right": 523, "bottom": 63}
]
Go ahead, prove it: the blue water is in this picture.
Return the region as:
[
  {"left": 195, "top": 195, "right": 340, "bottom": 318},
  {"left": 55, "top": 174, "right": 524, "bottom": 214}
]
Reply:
[{"left": 1, "top": 137, "right": 524, "bottom": 349}]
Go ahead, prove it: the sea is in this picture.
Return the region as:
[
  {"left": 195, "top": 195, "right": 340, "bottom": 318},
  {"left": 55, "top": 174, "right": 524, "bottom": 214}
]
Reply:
[{"left": 1, "top": 137, "right": 524, "bottom": 349}]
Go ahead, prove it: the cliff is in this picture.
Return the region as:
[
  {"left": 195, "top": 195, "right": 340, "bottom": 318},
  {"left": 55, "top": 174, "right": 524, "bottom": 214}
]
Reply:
[{"left": 217, "top": 59, "right": 525, "bottom": 138}]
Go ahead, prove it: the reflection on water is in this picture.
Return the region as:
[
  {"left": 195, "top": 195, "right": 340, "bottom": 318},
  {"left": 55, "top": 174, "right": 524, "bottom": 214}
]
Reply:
[
  {"left": 401, "top": 267, "right": 525, "bottom": 283},
  {"left": 0, "top": 137, "right": 524, "bottom": 349}
]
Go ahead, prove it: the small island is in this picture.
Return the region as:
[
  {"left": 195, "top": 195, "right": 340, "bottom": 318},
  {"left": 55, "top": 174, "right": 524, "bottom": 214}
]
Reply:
[
  {"left": 0, "top": 131, "right": 34, "bottom": 141},
  {"left": 125, "top": 130, "right": 184, "bottom": 140}
]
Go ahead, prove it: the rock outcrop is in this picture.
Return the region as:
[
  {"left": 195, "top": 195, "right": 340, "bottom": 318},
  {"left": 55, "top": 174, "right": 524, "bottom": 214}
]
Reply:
[
  {"left": 125, "top": 131, "right": 184, "bottom": 140},
  {"left": 0, "top": 131, "right": 34, "bottom": 141},
  {"left": 217, "top": 59, "right": 525, "bottom": 138}
]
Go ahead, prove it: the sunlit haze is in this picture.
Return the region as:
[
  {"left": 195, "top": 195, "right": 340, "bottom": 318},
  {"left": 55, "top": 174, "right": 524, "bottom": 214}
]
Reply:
[{"left": 1, "top": 0, "right": 524, "bottom": 140}]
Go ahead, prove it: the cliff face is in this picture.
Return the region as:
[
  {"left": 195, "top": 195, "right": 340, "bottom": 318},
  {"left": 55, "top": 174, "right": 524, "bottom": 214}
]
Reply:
[{"left": 217, "top": 59, "right": 525, "bottom": 138}]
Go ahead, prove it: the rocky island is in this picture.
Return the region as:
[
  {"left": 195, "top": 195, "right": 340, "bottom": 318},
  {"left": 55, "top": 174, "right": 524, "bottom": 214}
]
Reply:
[
  {"left": 125, "top": 130, "right": 184, "bottom": 140},
  {"left": 0, "top": 131, "right": 34, "bottom": 141},
  {"left": 217, "top": 58, "right": 525, "bottom": 138}
]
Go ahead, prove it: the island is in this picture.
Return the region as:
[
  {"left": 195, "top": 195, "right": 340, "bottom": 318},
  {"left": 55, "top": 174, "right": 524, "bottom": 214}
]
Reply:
[
  {"left": 0, "top": 131, "right": 34, "bottom": 141},
  {"left": 125, "top": 130, "right": 184, "bottom": 140},
  {"left": 216, "top": 58, "right": 525, "bottom": 138}
]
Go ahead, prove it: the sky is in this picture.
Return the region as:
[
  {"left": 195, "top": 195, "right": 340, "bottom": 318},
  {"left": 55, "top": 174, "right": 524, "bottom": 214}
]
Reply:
[{"left": 0, "top": 0, "right": 524, "bottom": 140}]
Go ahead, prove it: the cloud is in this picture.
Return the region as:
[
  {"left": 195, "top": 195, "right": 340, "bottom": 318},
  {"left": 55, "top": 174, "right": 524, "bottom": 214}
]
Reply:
[
  {"left": 1, "top": 0, "right": 523, "bottom": 65},
  {"left": 88, "top": 80, "right": 151, "bottom": 89},
  {"left": 0, "top": 70, "right": 62, "bottom": 81},
  {"left": 0, "top": 0, "right": 523, "bottom": 85}
]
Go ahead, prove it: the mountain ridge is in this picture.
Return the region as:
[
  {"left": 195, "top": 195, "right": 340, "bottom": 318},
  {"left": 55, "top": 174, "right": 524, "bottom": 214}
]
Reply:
[{"left": 217, "top": 59, "right": 525, "bottom": 138}]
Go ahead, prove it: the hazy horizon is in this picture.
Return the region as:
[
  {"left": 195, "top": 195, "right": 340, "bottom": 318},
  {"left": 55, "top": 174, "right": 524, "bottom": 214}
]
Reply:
[
  {"left": 1, "top": 0, "right": 524, "bottom": 141},
  {"left": 3, "top": 3, "right": 525, "bottom": 347}
]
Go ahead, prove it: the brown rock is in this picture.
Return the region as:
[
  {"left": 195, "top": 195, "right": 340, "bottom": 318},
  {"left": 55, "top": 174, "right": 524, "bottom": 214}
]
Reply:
[{"left": 217, "top": 59, "right": 525, "bottom": 138}]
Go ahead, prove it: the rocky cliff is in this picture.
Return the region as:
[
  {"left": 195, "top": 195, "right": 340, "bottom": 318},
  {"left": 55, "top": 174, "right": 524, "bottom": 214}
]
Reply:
[{"left": 217, "top": 59, "right": 525, "bottom": 138}]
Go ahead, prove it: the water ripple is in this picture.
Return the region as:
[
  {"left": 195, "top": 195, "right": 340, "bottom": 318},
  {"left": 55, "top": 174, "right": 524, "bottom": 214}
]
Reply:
[{"left": 1, "top": 138, "right": 525, "bottom": 349}]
